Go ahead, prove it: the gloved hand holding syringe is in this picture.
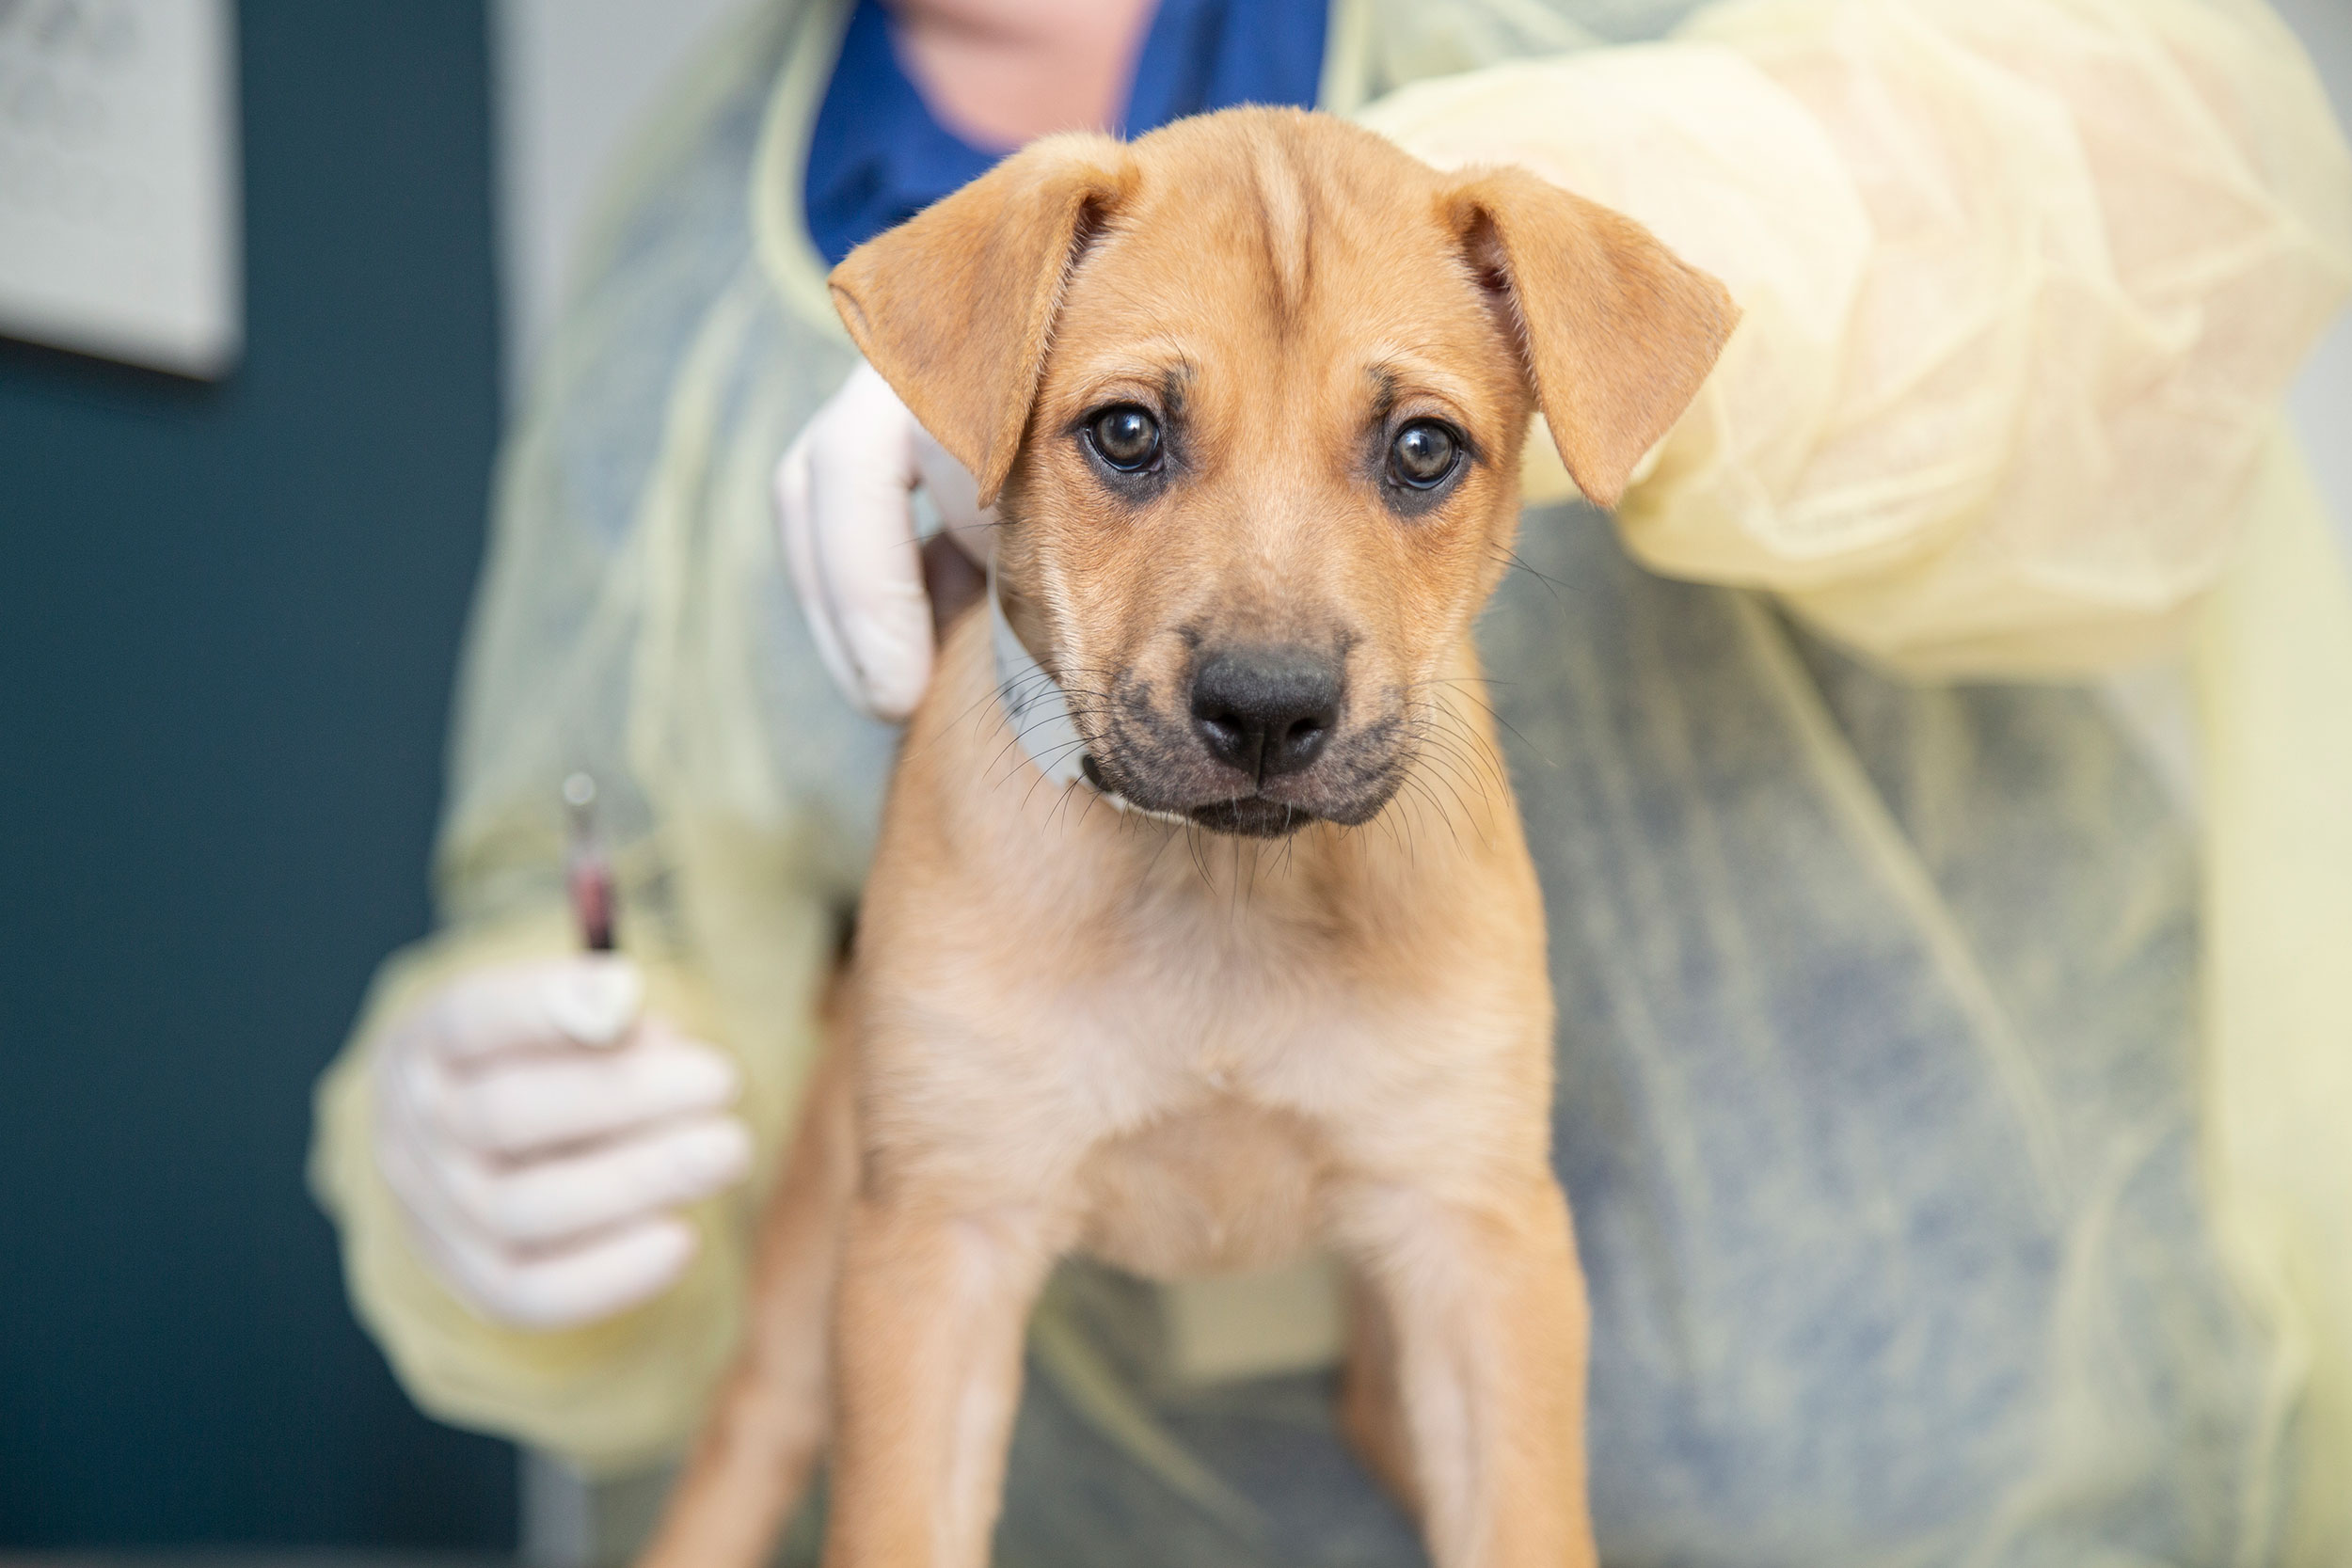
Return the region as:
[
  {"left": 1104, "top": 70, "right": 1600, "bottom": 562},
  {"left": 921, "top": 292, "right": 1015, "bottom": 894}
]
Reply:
[{"left": 368, "top": 774, "right": 752, "bottom": 1328}]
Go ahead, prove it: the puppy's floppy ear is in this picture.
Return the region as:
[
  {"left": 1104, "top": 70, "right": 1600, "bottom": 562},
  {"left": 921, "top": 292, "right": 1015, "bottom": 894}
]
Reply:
[
  {"left": 1443, "top": 166, "right": 1738, "bottom": 511},
  {"left": 829, "top": 133, "right": 1137, "bottom": 508}
]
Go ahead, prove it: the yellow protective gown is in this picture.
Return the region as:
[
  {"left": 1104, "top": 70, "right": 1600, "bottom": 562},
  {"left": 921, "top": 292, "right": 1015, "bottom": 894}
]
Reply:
[
  {"left": 310, "top": 0, "right": 2352, "bottom": 1560},
  {"left": 1359, "top": 6, "right": 2352, "bottom": 1555}
]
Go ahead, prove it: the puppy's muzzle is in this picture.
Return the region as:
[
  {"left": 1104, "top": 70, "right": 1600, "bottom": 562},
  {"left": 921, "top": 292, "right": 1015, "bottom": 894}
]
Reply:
[
  {"left": 1084, "top": 637, "right": 1401, "bottom": 839},
  {"left": 1189, "top": 646, "right": 1340, "bottom": 781}
]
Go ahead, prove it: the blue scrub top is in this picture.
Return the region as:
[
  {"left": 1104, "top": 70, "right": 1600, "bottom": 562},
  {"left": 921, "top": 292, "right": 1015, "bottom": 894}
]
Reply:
[{"left": 805, "top": 0, "right": 1329, "bottom": 266}]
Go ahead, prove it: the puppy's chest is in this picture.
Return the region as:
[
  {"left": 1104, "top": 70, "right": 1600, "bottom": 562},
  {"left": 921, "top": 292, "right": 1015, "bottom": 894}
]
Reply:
[
  {"left": 1044, "top": 912, "right": 1426, "bottom": 1277},
  {"left": 1038, "top": 899, "right": 1382, "bottom": 1114},
  {"left": 909, "top": 907, "right": 1383, "bottom": 1275},
  {"left": 1074, "top": 1095, "right": 1334, "bottom": 1278}
]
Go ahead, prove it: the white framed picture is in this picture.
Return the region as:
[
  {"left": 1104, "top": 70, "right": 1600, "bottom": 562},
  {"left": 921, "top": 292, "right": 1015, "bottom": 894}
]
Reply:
[{"left": 0, "top": 0, "right": 241, "bottom": 377}]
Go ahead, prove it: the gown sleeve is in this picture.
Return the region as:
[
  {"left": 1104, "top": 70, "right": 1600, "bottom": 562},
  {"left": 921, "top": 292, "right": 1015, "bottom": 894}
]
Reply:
[
  {"left": 1362, "top": 8, "right": 2352, "bottom": 1550},
  {"left": 306, "top": 0, "right": 878, "bottom": 1474},
  {"left": 1359, "top": 0, "right": 2352, "bottom": 674}
]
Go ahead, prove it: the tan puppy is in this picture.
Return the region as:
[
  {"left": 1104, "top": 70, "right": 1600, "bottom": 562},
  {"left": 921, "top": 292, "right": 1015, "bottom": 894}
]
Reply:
[{"left": 642, "top": 106, "right": 1733, "bottom": 1568}]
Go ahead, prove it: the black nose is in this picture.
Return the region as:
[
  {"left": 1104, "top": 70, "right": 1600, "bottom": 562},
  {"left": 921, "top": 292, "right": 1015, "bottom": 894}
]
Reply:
[{"left": 1189, "top": 647, "right": 1342, "bottom": 780}]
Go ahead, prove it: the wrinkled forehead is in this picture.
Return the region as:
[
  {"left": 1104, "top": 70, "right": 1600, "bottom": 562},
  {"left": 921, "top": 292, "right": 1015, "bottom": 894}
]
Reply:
[{"left": 1040, "top": 120, "right": 1513, "bottom": 413}]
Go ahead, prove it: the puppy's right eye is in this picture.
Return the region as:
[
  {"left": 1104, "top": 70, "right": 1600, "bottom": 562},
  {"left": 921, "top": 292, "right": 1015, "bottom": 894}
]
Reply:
[{"left": 1087, "top": 405, "right": 1162, "bottom": 472}]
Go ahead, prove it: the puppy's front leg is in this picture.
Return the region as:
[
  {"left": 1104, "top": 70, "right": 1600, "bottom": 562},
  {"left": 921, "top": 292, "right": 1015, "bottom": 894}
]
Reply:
[
  {"left": 823, "top": 1194, "right": 1057, "bottom": 1568},
  {"left": 640, "top": 1043, "right": 855, "bottom": 1568},
  {"left": 1349, "top": 1176, "right": 1596, "bottom": 1568}
]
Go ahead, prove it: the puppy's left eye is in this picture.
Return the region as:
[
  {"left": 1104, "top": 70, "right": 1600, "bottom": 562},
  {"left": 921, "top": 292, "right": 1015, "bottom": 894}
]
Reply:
[
  {"left": 1390, "top": 421, "right": 1460, "bottom": 488},
  {"left": 1088, "top": 405, "right": 1162, "bottom": 471}
]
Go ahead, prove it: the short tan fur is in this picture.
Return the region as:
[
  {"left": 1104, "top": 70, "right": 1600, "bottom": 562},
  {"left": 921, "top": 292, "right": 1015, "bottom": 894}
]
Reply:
[{"left": 643, "top": 106, "right": 1734, "bottom": 1568}]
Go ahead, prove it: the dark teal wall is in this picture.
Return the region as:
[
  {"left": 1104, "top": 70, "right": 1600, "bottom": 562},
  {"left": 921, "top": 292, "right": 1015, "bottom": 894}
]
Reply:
[{"left": 0, "top": 1, "right": 516, "bottom": 1545}]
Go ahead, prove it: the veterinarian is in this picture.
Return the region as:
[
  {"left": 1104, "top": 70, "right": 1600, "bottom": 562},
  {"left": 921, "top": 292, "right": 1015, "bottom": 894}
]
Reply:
[{"left": 312, "top": 0, "right": 2352, "bottom": 1560}]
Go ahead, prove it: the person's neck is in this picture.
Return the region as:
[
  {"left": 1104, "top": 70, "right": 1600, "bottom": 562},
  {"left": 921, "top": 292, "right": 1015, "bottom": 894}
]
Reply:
[{"left": 886, "top": 0, "right": 1158, "bottom": 150}]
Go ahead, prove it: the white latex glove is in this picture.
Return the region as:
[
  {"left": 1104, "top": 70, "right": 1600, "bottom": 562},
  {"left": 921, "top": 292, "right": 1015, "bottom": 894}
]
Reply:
[
  {"left": 776, "top": 360, "right": 993, "bottom": 721},
  {"left": 373, "top": 956, "right": 753, "bottom": 1329}
]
